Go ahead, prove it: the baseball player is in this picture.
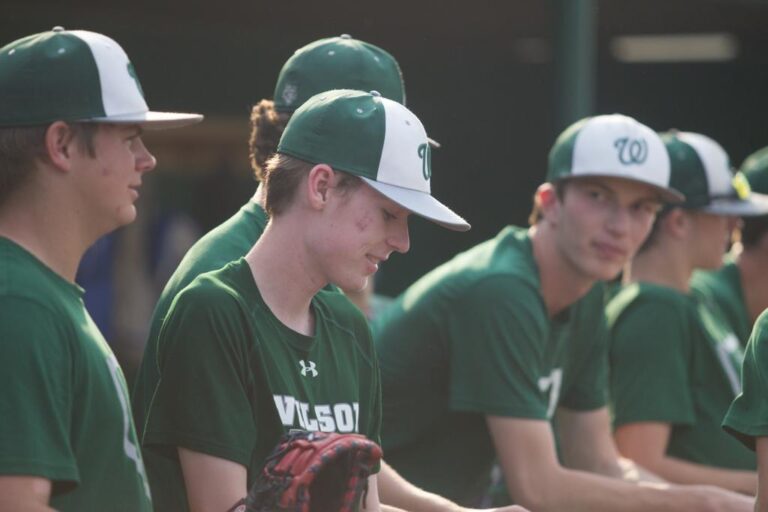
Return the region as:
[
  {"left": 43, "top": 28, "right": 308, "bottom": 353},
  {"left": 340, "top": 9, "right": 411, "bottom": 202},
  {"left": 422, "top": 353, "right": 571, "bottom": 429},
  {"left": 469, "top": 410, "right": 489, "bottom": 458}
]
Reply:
[
  {"left": 372, "top": 114, "right": 755, "bottom": 511},
  {"left": 0, "top": 27, "right": 201, "bottom": 511},
  {"left": 140, "top": 90, "right": 470, "bottom": 512},
  {"left": 607, "top": 132, "right": 768, "bottom": 494},
  {"left": 723, "top": 310, "right": 768, "bottom": 511},
  {"left": 691, "top": 146, "right": 768, "bottom": 345},
  {"left": 131, "top": 34, "right": 405, "bottom": 440},
  {"left": 133, "top": 35, "right": 518, "bottom": 512}
]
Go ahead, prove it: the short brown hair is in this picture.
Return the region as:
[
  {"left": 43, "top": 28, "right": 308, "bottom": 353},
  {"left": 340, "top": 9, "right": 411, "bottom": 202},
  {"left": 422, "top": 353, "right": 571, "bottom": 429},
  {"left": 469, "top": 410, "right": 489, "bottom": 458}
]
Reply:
[
  {"left": 263, "top": 153, "right": 361, "bottom": 217},
  {"left": 248, "top": 99, "right": 291, "bottom": 183},
  {"left": 528, "top": 180, "right": 567, "bottom": 225},
  {"left": 0, "top": 122, "right": 98, "bottom": 205}
]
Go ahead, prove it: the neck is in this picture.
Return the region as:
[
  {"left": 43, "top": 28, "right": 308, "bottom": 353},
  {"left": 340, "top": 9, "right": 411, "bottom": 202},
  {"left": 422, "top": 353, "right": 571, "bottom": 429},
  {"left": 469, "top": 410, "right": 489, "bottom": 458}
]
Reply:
[
  {"left": 627, "top": 240, "right": 691, "bottom": 292},
  {"left": 530, "top": 225, "right": 597, "bottom": 317},
  {"left": 251, "top": 182, "right": 266, "bottom": 208},
  {"left": 0, "top": 187, "right": 97, "bottom": 283},
  {"left": 245, "top": 215, "right": 324, "bottom": 336},
  {"left": 736, "top": 249, "right": 768, "bottom": 324}
]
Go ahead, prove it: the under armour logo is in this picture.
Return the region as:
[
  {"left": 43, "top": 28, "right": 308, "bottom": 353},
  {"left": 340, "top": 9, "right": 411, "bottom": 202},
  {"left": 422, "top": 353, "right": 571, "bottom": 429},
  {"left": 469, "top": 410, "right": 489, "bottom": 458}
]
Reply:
[
  {"left": 418, "top": 143, "right": 432, "bottom": 180},
  {"left": 614, "top": 137, "right": 648, "bottom": 165},
  {"left": 299, "top": 360, "right": 318, "bottom": 377}
]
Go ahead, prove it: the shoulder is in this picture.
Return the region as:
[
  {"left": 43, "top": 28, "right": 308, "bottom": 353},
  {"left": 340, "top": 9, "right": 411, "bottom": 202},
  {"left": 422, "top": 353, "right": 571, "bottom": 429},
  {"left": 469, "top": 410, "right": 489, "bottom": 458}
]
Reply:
[
  {"left": 161, "top": 203, "right": 266, "bottom": 302},
  {"left": 165, "top": 261, "right": 251, "bottom": 327},
  {"left": 607, "top": 282, "right": 689, "bottom": 323}
]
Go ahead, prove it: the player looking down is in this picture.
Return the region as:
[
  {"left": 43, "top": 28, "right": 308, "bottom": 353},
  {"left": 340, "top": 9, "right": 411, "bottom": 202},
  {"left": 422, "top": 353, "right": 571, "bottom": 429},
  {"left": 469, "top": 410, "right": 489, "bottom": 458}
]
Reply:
[{"left": 139, "top": 90, "right": 475, "bottom": 512}]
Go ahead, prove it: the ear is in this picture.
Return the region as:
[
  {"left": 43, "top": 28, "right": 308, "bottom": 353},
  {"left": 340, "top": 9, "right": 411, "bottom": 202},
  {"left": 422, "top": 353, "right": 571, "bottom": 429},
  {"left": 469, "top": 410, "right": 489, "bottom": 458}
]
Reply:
[
  {"left": 535, "top": 182, "right": 561, "bottom": 223},
  {"left": 306, "top": 164, "right": 335, "bottom": 210},
  {"left": 664, "top": 208, "right": 690, "bottom": 239},
  {"left": 44, "top": 121, "right": 79, "bottom": 173}
]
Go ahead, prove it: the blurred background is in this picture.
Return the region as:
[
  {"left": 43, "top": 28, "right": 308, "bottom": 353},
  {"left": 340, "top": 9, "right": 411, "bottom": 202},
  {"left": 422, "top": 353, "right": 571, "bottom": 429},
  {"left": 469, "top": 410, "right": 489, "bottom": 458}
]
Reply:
[{"left": 4, "top": 0, "right": 768, "bottom": 381}]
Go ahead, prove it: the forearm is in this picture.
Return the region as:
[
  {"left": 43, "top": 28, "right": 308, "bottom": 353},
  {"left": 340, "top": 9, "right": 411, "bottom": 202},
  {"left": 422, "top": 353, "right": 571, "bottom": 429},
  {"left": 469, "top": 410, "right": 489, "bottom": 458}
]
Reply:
[
  {"left": 377, "top": 461, "right": 462, "bottom": 512},
  {"left": 632, "top": 455, "right": 756, "bottom": 495},
  {"left": 511, "top": 464, "right": 751, "bottom": 512}
]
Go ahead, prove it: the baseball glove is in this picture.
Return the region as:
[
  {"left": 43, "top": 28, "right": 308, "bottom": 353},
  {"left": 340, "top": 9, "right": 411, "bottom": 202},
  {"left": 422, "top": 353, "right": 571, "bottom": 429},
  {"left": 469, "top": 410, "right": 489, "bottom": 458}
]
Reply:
[{"left": 245, "top": 431, "right": 383, "bottom": 512}]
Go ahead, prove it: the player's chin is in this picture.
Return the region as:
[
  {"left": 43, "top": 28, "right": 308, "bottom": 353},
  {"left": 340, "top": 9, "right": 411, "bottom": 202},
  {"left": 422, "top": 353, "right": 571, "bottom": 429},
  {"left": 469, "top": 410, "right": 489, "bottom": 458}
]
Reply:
[
  {"left": 586, "top": 260, "right": 624, "bottom": 282},
  {"left": 335, "top": 273, "right": 369, "bottom": 294},
  {"left": 114, "top": 205, "right": 138, "bottom": 227}
]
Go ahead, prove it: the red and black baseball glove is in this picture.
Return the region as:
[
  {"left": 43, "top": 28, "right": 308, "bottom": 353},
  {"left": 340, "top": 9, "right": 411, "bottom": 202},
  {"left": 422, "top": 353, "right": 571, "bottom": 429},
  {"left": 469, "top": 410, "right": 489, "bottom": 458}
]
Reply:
[{"left": 244, "top": 431, "right": 383, "bottom": 512}]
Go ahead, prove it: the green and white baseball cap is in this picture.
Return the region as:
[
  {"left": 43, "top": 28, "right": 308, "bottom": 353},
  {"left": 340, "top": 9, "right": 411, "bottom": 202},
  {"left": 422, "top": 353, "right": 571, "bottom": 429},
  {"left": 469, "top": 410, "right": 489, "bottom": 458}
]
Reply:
[
  {"left": 273, "top": 35, "right": 405, "bottom": 113},
  {"left": 548, "top": 114, "right": 683, "bottom": 203},
  {"left": 661, "top": 131, "right": 768, "bottom": 216},
  {"left": 0, "top": 27, "right": 202, "bottom": 129},
  {"left": 740, "top": 146, "right": 768, "bottom": 196},
  {"left": 277, "top": 89, "right": 469, "bottom": 231}
]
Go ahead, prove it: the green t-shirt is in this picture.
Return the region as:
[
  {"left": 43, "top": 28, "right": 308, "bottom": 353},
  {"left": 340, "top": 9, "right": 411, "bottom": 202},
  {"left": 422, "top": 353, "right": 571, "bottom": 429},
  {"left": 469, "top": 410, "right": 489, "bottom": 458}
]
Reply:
[
  {"left": 607, "top": 283, "right": 754, "bottom": 470},
  {"left": 691, "top": 259, "right": 751, "bottom": 347},
  {"left": 143, "top": 258, "right": 381, "bottom": 511},
  {"left": 724, "top": 309, "right": 768, "bottom": 449},
  {"left": 0, "top": 238, "right": 152, "bottom": 511},
  {"left": 133, "top": 201, "right": 269, "bottom": 438},
  {"left": 372, "top": 226, "right": 608, "bottom": 504}
]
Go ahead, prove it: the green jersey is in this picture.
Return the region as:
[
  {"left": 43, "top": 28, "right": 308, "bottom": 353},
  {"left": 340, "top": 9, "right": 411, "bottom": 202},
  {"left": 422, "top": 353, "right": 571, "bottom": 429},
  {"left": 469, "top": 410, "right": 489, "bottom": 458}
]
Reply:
[
  {"left": 724, "top": 309, "right": 768, "bottom": 449},
  {"left": 142, "top": 259, "right": 381, "bottom": 511},
  {"left": 0, "top": 238, "right": 152, "bottom": 511},
  {"left": 133, "top": 200, "right": 269, "bottom": 437},
  {"left": 372, "top": 226, "right": 608, "bottom": 504},
  {"left": 691, "top": 259, "right": 751, "bottom": 346},
  {"left": 607, "top": 283, "right": 754, "bottom": 470}
]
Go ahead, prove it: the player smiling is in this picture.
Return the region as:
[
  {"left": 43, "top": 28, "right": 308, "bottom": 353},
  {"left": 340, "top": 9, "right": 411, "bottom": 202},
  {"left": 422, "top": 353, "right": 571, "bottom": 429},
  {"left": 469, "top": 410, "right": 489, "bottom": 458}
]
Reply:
[{"left": 140, "top": 90, "right": 470, "bottom": 512}]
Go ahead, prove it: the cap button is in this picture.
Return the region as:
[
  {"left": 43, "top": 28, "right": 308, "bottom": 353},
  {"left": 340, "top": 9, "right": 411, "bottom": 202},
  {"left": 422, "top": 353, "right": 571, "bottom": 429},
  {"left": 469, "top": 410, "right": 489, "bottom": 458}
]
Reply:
[
  {"left": 52, "top": 26, "right": 65, "bottom": 32},
  {"left": 340, "top": 34, "right": 352, "bottom": 39},
  {"left": 370, "top": 90, "right": 381, "bottom": 97}
]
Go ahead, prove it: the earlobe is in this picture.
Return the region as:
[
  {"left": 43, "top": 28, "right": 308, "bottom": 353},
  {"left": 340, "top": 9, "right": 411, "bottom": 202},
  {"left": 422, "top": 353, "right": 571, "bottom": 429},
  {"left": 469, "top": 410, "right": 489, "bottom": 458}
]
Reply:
[{"left": 45, "top": 121, "right": 76, "bottom": 173}]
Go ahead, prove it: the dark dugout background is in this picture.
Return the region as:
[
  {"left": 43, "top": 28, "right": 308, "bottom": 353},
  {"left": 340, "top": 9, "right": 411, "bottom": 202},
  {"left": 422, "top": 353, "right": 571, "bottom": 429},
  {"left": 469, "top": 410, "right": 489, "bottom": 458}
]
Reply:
[{"left": 3, "top": 0, "right": 768, "bottom": 295}]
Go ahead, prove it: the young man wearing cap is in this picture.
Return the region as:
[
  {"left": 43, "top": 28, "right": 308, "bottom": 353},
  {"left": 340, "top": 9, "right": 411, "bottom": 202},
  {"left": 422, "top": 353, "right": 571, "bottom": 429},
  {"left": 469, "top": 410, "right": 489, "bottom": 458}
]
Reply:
[
  {"left": 0, "top": 28, "right": 201, "bottom": 511},
  {"left": 140, "top": 90, "right": 476, "bottom": 512},
  {"left": 131, "top": 34, "right": 405, "bottom": 435},
  {"left": 132, "top": 35, "right": 500, "bottom": 512},
  {"left": 373, "top": 115, "right": 755, "bottom": 511},
  {"left": 691, "top": 146, "right": 768, "bottom": 346},
  {"left": 607, "top": 132, "right": 768, "bottom": 495}
]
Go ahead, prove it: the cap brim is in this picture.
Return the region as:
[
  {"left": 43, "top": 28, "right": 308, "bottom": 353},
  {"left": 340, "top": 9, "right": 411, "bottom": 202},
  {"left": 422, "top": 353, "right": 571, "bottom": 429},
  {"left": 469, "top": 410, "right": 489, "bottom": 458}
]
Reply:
[
  {"left": 557, "top": 173, "right": 685, "bottom": 204},
  {"left": 88, "top": 111, "right": 204, "bottom": 130},
  {"left": 360, "top": 177, "right": 470, "bottom": 232},
  {"left": 701, "top": 192, "right": 768, "bottom": 217}
]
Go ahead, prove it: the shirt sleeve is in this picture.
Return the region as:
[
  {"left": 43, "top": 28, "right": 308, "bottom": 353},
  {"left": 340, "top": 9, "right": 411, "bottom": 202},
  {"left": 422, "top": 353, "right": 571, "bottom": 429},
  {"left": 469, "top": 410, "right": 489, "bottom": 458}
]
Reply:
[
  {"left": 142, "top": 282, "right": 258, "bottom": 466},
  {"left": 609, "top": 295, "right": 695, "bottom": 427},
  {"left": 448, "top": 276, "right": 550, "bottom": 420},
  {"left": 0, "top": 297, "right": 78, "bottom": 484},
  {"left": 723, "top": 311, "right": 768, "bottom": 449}
]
